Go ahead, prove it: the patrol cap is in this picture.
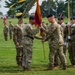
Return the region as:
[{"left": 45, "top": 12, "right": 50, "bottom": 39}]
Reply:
[
  {"left": 29, "top": 16, "right": 35, "bottom": 20},
  {"left": 46, "top": 14, "right": 54, "bottom": 18},
  {"left": 9, "top": 21, "right": 12, "bottom": 23},
  {"left": 16, "top": 12, "right": 23, "bottom": 18},
  {"left": 42, "top": 22, "right": 44, "bottom": 23},
  {"left": 58, "top": 17, "right": 64, "bottom": 20},
  {"left": 70, "top": 16, "right": 75, "bottom": 20},
  {"left": 46, "top": 23, "right": 48, "bottom": 25}
]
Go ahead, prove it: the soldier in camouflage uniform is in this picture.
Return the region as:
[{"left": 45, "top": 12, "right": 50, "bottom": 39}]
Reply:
[
  {"left": 41, "top": 14, "right": 67, "bottom": 70},
  {"left": 67, "top": 16, "right": 75, "bottom": 66},
  {"left": 3, "top": 24, "right": 9, "bottom": 41},
  {"left": 13, "top": 13, "right": 25, "bottom": 67},
  {"left": 9, "top": 21, "right": 14, "bottom": 39},
  {"left": 46, "top": 23, "right": 49, "bottom": 28},
  {"left": 54, "top": 17, "right": 67, "bottom": 68},
  {"left": 58, "top": 17, "right": 67, "bottom": 55},
  {"left": 22, "top": 16, "right": 41, "bottom": 71}
]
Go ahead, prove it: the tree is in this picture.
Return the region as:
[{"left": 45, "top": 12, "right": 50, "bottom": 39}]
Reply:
[
  {"left": 0, "top": 12, "right": 3, "bottom": 15},
  {"left": 70, "top": 0, "right": 75, "bottom": 15},
  {"left": 5, "top": 0, "right": 35, "bottom": 17},
  {"left": 5, "top": 0, "right": 18, "bottom": 16},
  {"left": 65, "top": 0, "right": 75, "bottom": 16},
  {"left": 41, "top": 0, "right": 56, "bottom": 17},
  {"left": 57, "top": 0, "right": 65, "bottom": 17}
]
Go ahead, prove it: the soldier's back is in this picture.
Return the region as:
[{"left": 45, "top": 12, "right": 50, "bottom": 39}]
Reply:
[
  {"left": 13, "top": 24, "right": 23, "bottom": 45},
  {"left": 3, "top": 25, "right": 8, "bottom": 33}
]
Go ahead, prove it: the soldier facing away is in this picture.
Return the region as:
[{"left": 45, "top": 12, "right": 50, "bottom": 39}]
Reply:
[
  {"left": 3, "top": 24, "right": 9, "bottom": 41},
  {"left": 22, "top": 16, "right": 42, "bottom": 71},
  {"left": 13, "top": 13, "right": 25, "bottom": 68},
  {"left": 41, "top": 14, "right": 67, "bottom": 70},
  {"left": 9, "top": 21, "right": 14, "bottom": 39}
]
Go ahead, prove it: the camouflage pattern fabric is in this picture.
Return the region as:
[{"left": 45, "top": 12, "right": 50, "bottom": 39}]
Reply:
[
  {"left": 9, "top": 24, "right": 14, "bottom": 39},
  {"left": 42, "top": 21, "right": 67, "bottom": 69},
  {"left": 13, "top": 23, "right": 25, "bottom": 66},
  {"left": 68, "top": 24, "right": 75, "bottom": 65},
  {"left": 22, "top": 23, "right": 39, "bottom": 68},
  {"left": 3, "top": 25, "right": 9, "bottom": 41}
]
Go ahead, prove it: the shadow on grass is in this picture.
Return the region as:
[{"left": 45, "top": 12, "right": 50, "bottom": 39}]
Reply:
[
  {"left": 0, "top": 66, "right": 24, "bottom": 73},
  {"left": 0, "top": 64, "right": 48, "bottom": 73}
]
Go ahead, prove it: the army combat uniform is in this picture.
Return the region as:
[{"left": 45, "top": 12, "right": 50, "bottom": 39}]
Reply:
[
  {"left": 42, "top": 21, "right": 67, "bottom": 70},
  {"left": 3, "top": 25, "right": 8, "bottom": 41},
  {"left": 61, "top": 23, "right": 67, "bottom": 55},
  {"left": 9, "top": 23, "right": 14, "bottom": 39},
  {"left": 54, "top": 22, "right": 67, "bottom": 67},
  {"left": 13, "top": 23, "right": 25, "bottom": 67},
  {"left": 22, "top": 23, "right": 40, "bottom": 69},
  {"left": 68, "top": 23, "right": 75, "bottom": 65}
]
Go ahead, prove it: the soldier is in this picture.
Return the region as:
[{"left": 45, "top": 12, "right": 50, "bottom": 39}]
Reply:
[
  {"left": 58, "top": 17, "right": 66, "bottom": 31},
  {"left": 13, "top": 13, "right": 25, "bottom": 67},
  {"left": 3, "top": 24, "right": 8, "bottom": 41},
  {"left": 9, "top": 21, "right": 14, "bottom": 39},
  {"left": 67, "top": 16, "right": 75, "bottom": 66},
  {"left": 58, "top": 17, "right": 68, "bottom": 55},
  {"left": 22, "top": 16, "right": 41, "bottom": 71},
  {"left": 54, "top": 17, "right": 67, "bottom": 68},
  {"left": 41, "top": 14, "right": 67, "bottom": 70}
]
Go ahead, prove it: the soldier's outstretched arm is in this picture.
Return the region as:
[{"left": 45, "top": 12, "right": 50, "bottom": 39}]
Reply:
[
  {"left": 41, "top": 24, "right": 57, "bottom": 35},
  {"left": 26, "top": 25, "right": 40, "bottom": 35},
  {"left": 40, "top": 26, "right": 49, "bottom": 34}
]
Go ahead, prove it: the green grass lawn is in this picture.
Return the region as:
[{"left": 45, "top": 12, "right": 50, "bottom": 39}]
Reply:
[{"left": 0, "top": 18, "right": 75, "bottom": 75}]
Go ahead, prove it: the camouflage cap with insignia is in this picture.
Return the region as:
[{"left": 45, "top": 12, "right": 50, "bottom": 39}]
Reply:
[
  {"left": 46, "top": 14, "right": 54, "bottom": 18},
  {"left": 29, "top": 16, "right": 35, "bottom": 20},
  {"left": 16, "top": 13, "right": 23, "bottom": 19},
  {"left": 70, "top": 16, "right": 75, "bottom": 20},
  {"left": 58, "top": 17, "right": 64, "bottom": 20}
]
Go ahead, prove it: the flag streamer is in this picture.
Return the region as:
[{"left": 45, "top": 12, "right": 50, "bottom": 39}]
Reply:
[
  {"left": 35, "top": 0, "right": 46, "bottom": 59},
  {"left": 35, "top": 0, "right": 42, "bottom": 26}
]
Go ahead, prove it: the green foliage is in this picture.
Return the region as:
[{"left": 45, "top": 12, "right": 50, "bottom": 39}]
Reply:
[
  {"left": 57, "top": 1, "right": 65, "bottom": 16},
  {"left": 0, "top": 12, "right": 3, "bottom": 15},
  {"left": 41, "top": 0, "right": 56, "bottom": 17},
  {"left": 5, "top": 0, "right": 35, "bottom": 17},
  {"left": 41, "top": 0, "right": 75, "bottom": 17}
]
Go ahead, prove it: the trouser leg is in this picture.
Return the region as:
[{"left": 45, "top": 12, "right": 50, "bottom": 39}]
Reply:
[
  {"left": 22, "top": 45, "right": 32, "bottom": 68},
  {"left": 58, "top": 46, "right": 67, "bottom": 69},
  {"left": 16, "top": 47, "right": 23, "bottom": 66}
]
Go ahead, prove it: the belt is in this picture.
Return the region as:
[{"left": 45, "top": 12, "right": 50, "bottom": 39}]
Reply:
[{"left": 24, "top": 35, "right": 34, "bottom": 40}]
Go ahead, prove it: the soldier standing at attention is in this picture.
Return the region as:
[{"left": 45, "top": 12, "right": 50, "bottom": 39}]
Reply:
[
  {"left": 58, "top": 17, "right": 67, "bottom": 55},
  {"left": 9, "top": 21, "right": 14, "bottom": 39},
  {"left": 41, "top": 14, "right": 67, "bottom": 70},
  {"left": 3, "top": 24, "right": 9, "bottom": 41},
  {"left": 54, "top": 17, "right": 67, "bottom": 68},
  {"left": 22, "top": 16, "right": 41, "bottom": 71},
  {"left": 13, "top": 13, "right": 25, "bottom": 68},
  {"left": 68, "top": 16, "right": 75, "bottom": 66}
]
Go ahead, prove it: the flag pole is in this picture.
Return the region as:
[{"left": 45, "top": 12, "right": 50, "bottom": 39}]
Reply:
[
  {"left": 42, "top": 42, "right": 46, "bottom": 59},
  {"left": 68, "top": 0, "right": 70, "bottom": 36},
  {"left": 68, "top": 0, "right": 70, "bottom": 22}
]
